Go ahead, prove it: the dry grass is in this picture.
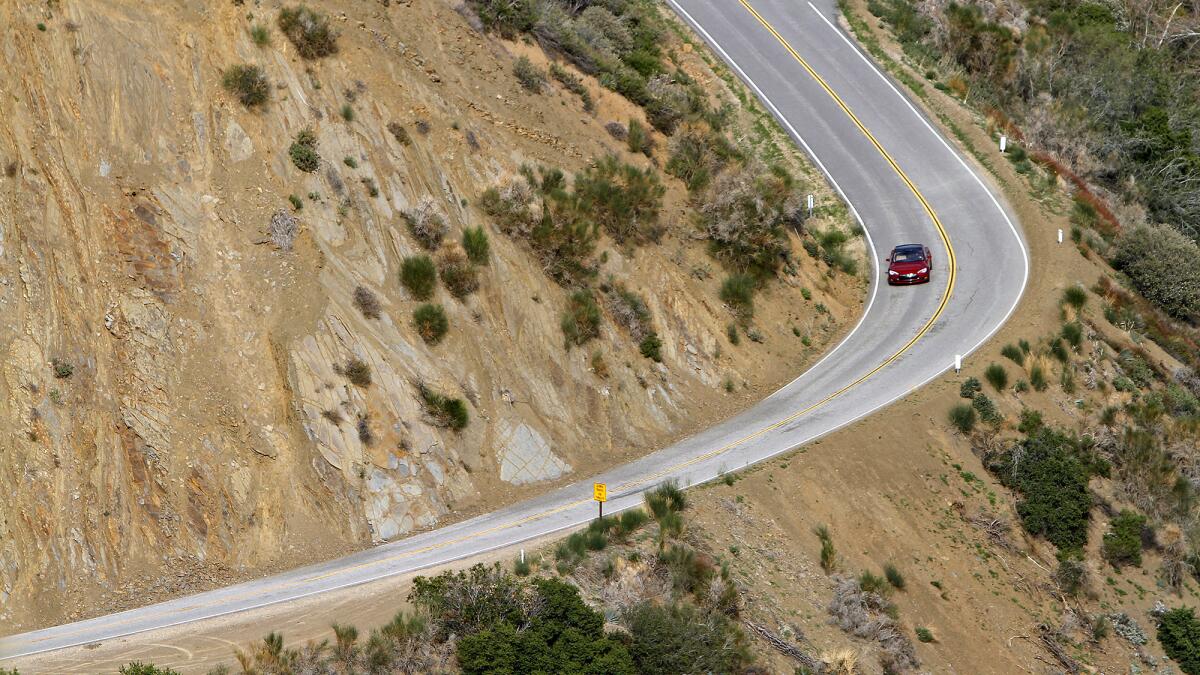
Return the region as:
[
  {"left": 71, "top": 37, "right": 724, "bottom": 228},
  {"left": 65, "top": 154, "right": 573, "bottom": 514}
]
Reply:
[{"left": 269, "top": 210, "right": 298, "bottom": 250}]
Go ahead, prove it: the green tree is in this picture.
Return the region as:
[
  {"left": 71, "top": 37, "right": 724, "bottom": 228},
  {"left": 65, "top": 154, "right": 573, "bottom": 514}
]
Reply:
[{"left": 1159, "top": 607, "right": 1200, "bottom": 675}]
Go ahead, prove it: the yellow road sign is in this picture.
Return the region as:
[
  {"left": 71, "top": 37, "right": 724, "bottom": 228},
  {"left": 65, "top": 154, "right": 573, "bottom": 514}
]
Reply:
[{"left": 593, "top": 483, "right": 607, "bottom": 502}]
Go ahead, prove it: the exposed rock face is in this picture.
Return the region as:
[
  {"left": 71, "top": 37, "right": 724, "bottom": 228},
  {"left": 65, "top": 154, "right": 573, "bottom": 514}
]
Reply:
[{"left": 0, "top": 0, "right": 861, "bottom": 628}]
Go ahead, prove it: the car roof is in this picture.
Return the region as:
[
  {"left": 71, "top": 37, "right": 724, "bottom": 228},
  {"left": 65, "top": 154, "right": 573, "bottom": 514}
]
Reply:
[{"left": 892, "top": 243, "right": 925, "bottom": 252}]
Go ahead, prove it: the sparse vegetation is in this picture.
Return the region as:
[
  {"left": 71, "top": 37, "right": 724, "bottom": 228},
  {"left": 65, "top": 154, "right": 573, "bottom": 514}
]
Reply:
[
  {"left": 719, "top": 274, "right": 756, "bottom": 321},
  {"left": 278, "top": 5, "right": 339, "bottom": 59},
  {"left": 462, "top": 226, "right": 490, "bottom": 265},
  {"left": 340, "top": 358, "right": 372, "bottom": 387},
  {"left": 549, "top": 63, "right": 594, "bottom": 112},
  {"left": 403, "top": 197, "right": 448, "bottom": 250},
  {"left": 388, "top": 122, "right": 411, "bottom": 146},
  {"left": 413, "top": 304, "right": 450, "bottom": 345},
  {"left": 626, "top": 119, "right": 653, "bottom": 156},
  {"left": 1063, "top": 286, "right": 1087, "bottom": 311},
  {"left": 249, "top": 24, "right": 271, "bottom": 47},
  {"left": 572, "top": 154, "right": 664, "bottom": 245},
  {"left": 1102, "top": 510, "right": 1146, "bottom": 568},
  {"left": 400, "top": 255, "right": 437, "bottom": 300},
  {"left": 221, "top": 64, "right": 269, "bottom": 107},
  {"left": 51, "top": 358, "right": 73, "bottom": 379},
  {"left": 984, "top": 363, "right": 1008, "bottom": 392},
  {"left": 948, "top": 403, "right": 976, "bottom": 433}
]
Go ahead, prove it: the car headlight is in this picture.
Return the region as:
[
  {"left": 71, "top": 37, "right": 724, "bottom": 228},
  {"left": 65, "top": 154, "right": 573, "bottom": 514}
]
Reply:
[
  {"left": 888, "top": 269, "right": 898, "bottom": 275},
  {"left": 918, "top": 267, "right": 928, "bottom": 274}
]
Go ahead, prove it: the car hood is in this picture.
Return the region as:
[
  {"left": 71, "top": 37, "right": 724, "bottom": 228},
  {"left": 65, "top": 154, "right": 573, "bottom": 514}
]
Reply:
[{"left": 889, "top": 260, "right": 927, "bottom": 272}]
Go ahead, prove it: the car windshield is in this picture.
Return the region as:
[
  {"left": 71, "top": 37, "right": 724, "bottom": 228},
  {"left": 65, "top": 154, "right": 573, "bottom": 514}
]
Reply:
[{"left": 892, "top": 248, "right": 925, "bottom": 262}]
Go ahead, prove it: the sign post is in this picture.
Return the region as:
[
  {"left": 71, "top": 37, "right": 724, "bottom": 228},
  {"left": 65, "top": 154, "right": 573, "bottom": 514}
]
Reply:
[
  {"left": 593, "top": 482, "right": 607, "bottom": 519},
  {"left": 806, "top": 194, "right": 814, "bottom": 218},
  {"left": 1000, "top": 134, "right": 1008, "bottom": 152}
]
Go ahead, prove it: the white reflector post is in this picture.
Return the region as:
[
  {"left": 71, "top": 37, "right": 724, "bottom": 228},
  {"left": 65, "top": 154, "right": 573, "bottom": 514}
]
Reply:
[
  {"left": 1058, "top": 228, "right": 1063, "bottom": 244},
  {"left": 1000, "top": 134, "right": 1007, "bottom": 152},
  {"left": 954, "top": 354, "right": 962, "bottom": 373}
]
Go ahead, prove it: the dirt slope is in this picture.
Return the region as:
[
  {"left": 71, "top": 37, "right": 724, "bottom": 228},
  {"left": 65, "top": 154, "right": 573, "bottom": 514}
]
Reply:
[{"left": 0, "top": 0, "right": 861, "bottom": 630}]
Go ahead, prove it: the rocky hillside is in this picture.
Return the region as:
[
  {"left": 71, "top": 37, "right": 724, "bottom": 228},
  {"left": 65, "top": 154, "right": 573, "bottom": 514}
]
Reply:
[{"left": 0, "top": 0, "right": 862, "bottom": 628}]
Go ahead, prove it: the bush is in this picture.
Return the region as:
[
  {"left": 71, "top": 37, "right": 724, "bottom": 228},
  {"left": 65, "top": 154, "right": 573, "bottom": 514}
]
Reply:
[
  {"left": 249, "top": 24, "right": 271, "bottom": 47},
  {"left": 222, "top": 64, "right": 269, "bottom": 107},
  {"left": 572, "top": 155, "right": 664, "bottom": 245},
  {"left": 403, "top": 198, "right": 448, "bottom": 250},
  {"left": 1000, "top": 428, "right": 1093, "bottom": 554},
  {"left": 413, "top": 304, "right": 449, "bottom": 345},
  {"left": 288, "top": 128, "right": 320, "bottom": 172},
  {"left": 418, "top": 383, "right": 469, "bottom": 430},
  {"left": 960, "top": 376, "right": 982, "bottom": 398},
  {"left": 462, "top": 226, "right": 490, "bottom": 264},
  {"left": 400, "top": 255, "right": 437, "bottom": 300},
  {"left": 701, "top": 162, "right": 801, "bottom": 279},
  {"left": 624, "top": 602, "right": 751, "bottom": 675},
  {"left": 341, "top": 358, "right": 372, "bottom": 387},
  {"left": 561, "top": 290, "right": 602, "bottom": 347},
  {"left": 119, "top": 664, "right": 180, "bottom": 675},
  {"left": 1158, "top": 607, "right": 1200, "bottom": 675},
  {"left": 353, "top": 286, "right": 381, "bottom": 319},
  {"left": 972, "top": 393, "right": 1003, "bottom": 425},
  {"left": 1112, "top": 224, "right": 1200, "bottom": 321},
  {"left": 984, "top": 363, "right": 1008, "bottom": 391},
  {"left": 550, "top": 63, "right": 594, "bottom": 112},
  {"left": 884, "top": 563, "right": 905, "bottom": 590},
  {"left": 438, "top": 248, "right": 480, "bottom": 299},
  {"left": 1062, "top": 286, "right": 1087, "bottom": 310},
  {"left": 915, "top": 627, "right": 935, "bottom": 643},
  {"left": 512, "top": 56, "right": 546, "bottom": 93},
  {"left": 388, "top": 121, "right": 412, "bottom": 146},
  {"left": 1049, "top": 338, "right": 1069, "bottom": 363},
  {"left": 719, "top": 274, "right": 756, "bottom": 320},
  {"left": 1061, "top": 322, "right": 1083, "bottom": 349},
  {"left": 814, "top": 524, "right": 836, "bottom": 572},
  {"left": 858, "top": 570, "right": 890, "bottom": 595},
  {"left": 639, "top": 333, "right": 663, "bottom": 362},
  {"left": 1055, "top": 555, "right": 1087, "bottom": 596},
  {"left": 949, "top": 403, "right": 977, "bottom": 433},
  {"left": 278, "top": 5, "right": 339, "bottom": 59},
  {"left": 1018, "top": 407, "right": 1044, "bottom": 435},
  {"left": 665, "top": 129, "right": 737, "bottom": 193},
  {"left": 52, "top": 358, "right": 73, "bottom": 379},
  {"left": 1001, "top": 343, "right": 1024, "bottom": 366},
  {"left": 1102, "top": 510, "right": 1146, "bottom": 568}
]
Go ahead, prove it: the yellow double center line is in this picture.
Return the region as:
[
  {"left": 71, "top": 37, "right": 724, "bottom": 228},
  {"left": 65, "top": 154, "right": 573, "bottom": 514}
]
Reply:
[{"left": 25, "top": 0, "right": 960, "bottom": 650}]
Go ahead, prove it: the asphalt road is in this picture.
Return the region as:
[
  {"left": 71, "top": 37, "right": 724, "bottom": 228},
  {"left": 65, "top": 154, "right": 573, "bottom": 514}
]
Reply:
[{"left": 0, "top": 0, "right": 1027, "bottom": 662}]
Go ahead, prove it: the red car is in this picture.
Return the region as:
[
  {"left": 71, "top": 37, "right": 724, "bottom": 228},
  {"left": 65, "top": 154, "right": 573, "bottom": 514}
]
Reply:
[{"left": 886, "top": 244, "right": 932, "bottom": 285}]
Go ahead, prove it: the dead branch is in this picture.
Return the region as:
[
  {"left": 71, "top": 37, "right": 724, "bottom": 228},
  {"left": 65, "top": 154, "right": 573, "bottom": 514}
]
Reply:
[{"left": 744, "top": 621, "right": 826, "bottom": 672}]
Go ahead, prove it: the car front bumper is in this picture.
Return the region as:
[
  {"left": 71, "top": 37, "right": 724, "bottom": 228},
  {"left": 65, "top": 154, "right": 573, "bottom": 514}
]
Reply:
[{"left": 887, "top": 272, "right": 930, "bottom": 285}]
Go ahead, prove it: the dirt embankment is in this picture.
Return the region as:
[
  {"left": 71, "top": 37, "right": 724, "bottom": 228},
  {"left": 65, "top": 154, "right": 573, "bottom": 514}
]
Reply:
[{"left": 0, "top": 0, "right": 862, "bottom": 630}]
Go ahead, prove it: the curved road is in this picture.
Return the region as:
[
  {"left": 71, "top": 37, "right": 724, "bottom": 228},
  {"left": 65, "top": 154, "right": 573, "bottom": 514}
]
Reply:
[{"left": 0, "top": 0, "right": 1027, "bottom": 662}]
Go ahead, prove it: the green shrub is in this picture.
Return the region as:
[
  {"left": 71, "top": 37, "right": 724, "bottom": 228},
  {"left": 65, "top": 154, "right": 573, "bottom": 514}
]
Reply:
[
  {"left": 1001, "top": 344, "right": 1024, "bottom": 366},
  {"left": 249, "top": 24, "right": 271, "bottom": 46},
  {"left": 858, "top": 570, "right": 889, "bottom": 595},
  {"left": 1112, "top": 224, "right": 1200, "bottom": 320},
  {"left": 340, "top": 103, "right": 355, "bottom": 122},
  {"left": 884, "top": 562, "right": 906, "bottom": 590},
  {"left": 1019, "top": 339, "right": 1031, "bottom": 354},
  {"left": 999, "top": 428, "right": 1093, "bottom": 554},
  {"left": 561, "top": 290, "right": 602, "bottom": 347},
  {"left": 278, "top": 5, "right": 339, "bottom": 59},
  {"left": 813, "top": 227, "right": 858, "bottom": 275},
  {"left": 1018, "top": 407, "right": 1044, "bottom": 435},
  {"left": 462, "top": 226, "right": 490, "bottom": 264},
  {"left": 1055, "top": 555, "right": 1086, "bottom": 596},
  {"left": 665, "top": 129, "right": 736, "bottom": 193},
  {"left": 418, "top": 383, "right": 469, "bottom": 429},
  {"left": 343, "top": 156, "right": 357, "bottom": 168},
  {"left": 288, "top": 128, "right": 320, "bottom": 172},
  {"left": 1102, "top": 510, "right": 1146, "bottom": 568},
  {"left": 400, "top": 255, "right": 437, "bottom": 300},
  {"left": 1062, "top": 286, "right": 1087, "bottom": 310},
  {"left": 814, "top": 524, "right": 836, "bottom": 572},
  {"left": 726, "top": 323, "right": 740, "bottom": 346},
  {"left": 984, "top": 363, "right": 1008, "bottom": 391},
  {"left": 700, "top": 162, "right": 800, "bottom": 279},
  {"left": 972, "top": 393, "right": 1003, "bottom": 425},
  {"left": 949, "top": 403, "right": 977, "bottom": 433},
  {"left": 719, "top": 274, "right": 756, "bottom": 320},
  {"left": 639, "top": 333, "right": 663, "bottom": 362},
  {"left": 1158, "top": 607, "right": 1200, "bottom": 675},
  {"left": 119, "top": 664, "right": 181, "bottom": 675},
  {"left": 1061, "top": 322, "right": 1083, "bottom": 349},
  {"left": 915, "top": 627, "right": 935, "bottom": 643},
  {"left": 1049, "top": 338, "right": 1069, "bottom": 363},
  {"left": 1030, "top": 364, "right": 1048, "bottom": 391},
  {"left": 52, "top": 358, "right": 74, "bottom": 379},
  {"left": 513, "top": 56, "right": 546, "bottom": 93},
  {"left": 625, "top": 602, "right": 750, "bottom": 675},
  {"left": 222, "top": 64, "right": 269, "bottom": 107},
  {"left": 438, "top": 249, "right": 480, "bottom": 299},
  {"left": 960, "top": 376, "right": 982, "bottom": 398},
  {"left": 572, "top": 155, "right": 664, "bottom": 245},
  {"left": 413, "top": 304, "right": 449, "bottom": 345}
]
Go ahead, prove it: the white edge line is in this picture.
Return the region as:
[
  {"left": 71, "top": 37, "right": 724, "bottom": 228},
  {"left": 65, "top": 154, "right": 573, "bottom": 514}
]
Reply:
[
  {"left": 2, "top": 2, "right": 1033, "bottom": 664},
  {"left": 805, "top": 1, "right": 1029, "bottom": 359}
]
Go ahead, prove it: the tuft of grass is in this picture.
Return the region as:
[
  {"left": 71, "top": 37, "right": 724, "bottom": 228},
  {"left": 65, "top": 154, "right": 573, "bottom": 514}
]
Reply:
[
  {"left": 1062, "top": 286, "right": 1087, "bottom": 311},
  {"left": 418, "top": 383, "right": 469, "bottom": 430},
  {"left": 561, "top": 290, "right": 602, "bottom": 348},
  {"left": 288, "top": 128, "right": 320, "bottom": 172},
  {"left": 1049, "top": 338, "right": 1069, "bottom": 363},
  {"left": 340, "top": 103, "right": 355, "bottom": 122},
  {"left": 1030, "top": 364, "right": 1048, "bottom": 391},
  {"left": 514, "top": 556, "right": 532, "bottom": 576},
  {"left": 412, "top": 304, "right": 449, "bottom": 344},
  {"left": 400, "top": 255, "right": 437, "bottom": 300},
  {"left": 984, "top": 363, "right": 1008, "bottom": 392},
  {"left": 915, "top": 627, "right": 935, "bottom": 643},
  {"left": 626, "top": 118, "right": 653, "bottom": 156},
  {"left": 343, "top": 156, "right": 358, "bottom": 168},
  {"left": 462, "top": 226, "right": 490, "bottom": 265},
  {"left": 1001, "top": 343, "right": 1024, "bottom": 366},
  {"left": 52, "top": 359, "right": 74, "bottom": 379},
  {"left": 353, "top": 286, "right": 382, "bottom": 319},
  {"left": 513, "top": 56, "right": 546, "bottom": 93},
  {"left": 859, "top": 570, "right": 889, "bottom": 595},
  {"left": 815, "top": 525, "right": 836, "bottom": 573},
  {"left": 719, "top": 274, "right": 756, "bottom": 321},
  {"left": 340, "top": 358, "right": 372, "bottom": 387},
  {"left": 1061, "top": 322, "right": 1083, "bottom": 349},
  {"left": 288, "top": 194, "right": 303, "bottom": 211},
  {"left": 726, "top": 323, "right": 740, "bottom": 346},
  {"left": 222, "top": 64, "right": 270, "bottom": 107},
  {"left": 949, "top": 403, "right": 977, "bottom": 433},
  {"left": 278, "top": 5, "right": 339, "bottom": 59},
  {"left": 884, "top": 563, "right": 906, "bottom": 590},
  {"left": 249, "top": 24, "right": 271, "bottom": 46}
]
